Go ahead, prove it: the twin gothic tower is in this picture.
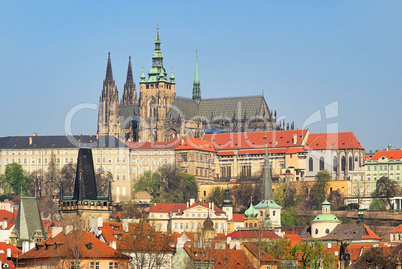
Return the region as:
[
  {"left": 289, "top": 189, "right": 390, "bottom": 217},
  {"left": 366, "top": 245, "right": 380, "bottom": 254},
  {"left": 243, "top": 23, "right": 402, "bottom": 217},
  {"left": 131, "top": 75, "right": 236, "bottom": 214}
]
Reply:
[
  {"left": 97, "top": 26, "right": 176, "bottom": 142},
  {"left": 97, "top": 25, "right": 277, "bottom": 143}
]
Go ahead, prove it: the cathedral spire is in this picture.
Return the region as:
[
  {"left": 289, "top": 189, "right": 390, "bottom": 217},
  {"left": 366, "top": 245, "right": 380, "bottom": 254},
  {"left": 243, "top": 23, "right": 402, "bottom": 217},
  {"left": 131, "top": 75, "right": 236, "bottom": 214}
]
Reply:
[
  {"left": 105, "top": 52, "right": 114, "bottom": 83},
  {"left": 126, "top": 56, "right": 134, "bottom": 84},
  {"left": 122, "top": 56, "right": 137, "bottom": 105},
  {"left": 192, "top": 50, "right": 201, "bottom": 105},
  {"left": 262, "top": 141, "right": 273, "bottom": 200}
]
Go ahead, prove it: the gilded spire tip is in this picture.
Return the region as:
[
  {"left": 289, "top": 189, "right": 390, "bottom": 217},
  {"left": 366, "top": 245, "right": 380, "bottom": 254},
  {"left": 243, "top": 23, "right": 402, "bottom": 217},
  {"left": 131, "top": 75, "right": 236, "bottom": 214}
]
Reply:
[{"left": 157, "top": 22, "right": 159, "bottom": 30}]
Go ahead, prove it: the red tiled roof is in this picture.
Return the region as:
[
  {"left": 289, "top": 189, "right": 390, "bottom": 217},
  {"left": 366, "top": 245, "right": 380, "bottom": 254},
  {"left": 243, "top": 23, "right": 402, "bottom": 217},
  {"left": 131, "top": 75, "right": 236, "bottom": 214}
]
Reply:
[
  {"left": 148, "top": 203, "right": 187, "bottom": 213},
  {"left": 125, "top": 138, "right": 182, "bottom": 149},
  {"left": 304, "top": 132, "right": 364, "bottom": 150},
  {"left": 99, "top": 222, "right": 124, "bottom": 243},
  {"left": 243, "top": 243, "right": 279, "bottom": 262},
  {"left": 230, "top": 214, "right": 245, "bottom": 222},
  {"left": 0, "top": 242, "right": 22, "bottom": 257},
  {"left": 283, "top": 234, "right": 302, "bottom": 246},
  {"left": 203, "top": 129, "right": 309, "bottom": 151},
  {"left": 0, "top": 253, "right": 16, "bottom": 269},
  {"left": 362, "top": 224, "right": 381, "bottom": 240},
  {"left": 175, "top": 138, "right": 216, "bottom": 152},
  {"left": 184, "top": 243, "right": 255, "bottom": 269},
  {"left": 18, "top": 230, "right": 128, "bottom": 260},
  {"left": 368, "top": 150, "right": 402, "bottom": 161},
  {"left": 226, "top": 230, "right": 281, "bottom": 239},
  {"left": 389, "top": 224, "right": 402, "bottom": 233},
  {"left": 0, "top": 210, "right": 16, "bottom": 229},
  {"left": 186, "top": 201, "right": 225, "bottom": 214}
]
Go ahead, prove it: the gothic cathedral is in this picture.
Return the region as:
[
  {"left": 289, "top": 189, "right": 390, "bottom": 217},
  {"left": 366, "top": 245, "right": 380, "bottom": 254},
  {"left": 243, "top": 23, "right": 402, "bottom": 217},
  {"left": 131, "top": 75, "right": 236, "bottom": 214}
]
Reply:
[{"left": 97, "top": 25, "right": 280, "bottom": 143}]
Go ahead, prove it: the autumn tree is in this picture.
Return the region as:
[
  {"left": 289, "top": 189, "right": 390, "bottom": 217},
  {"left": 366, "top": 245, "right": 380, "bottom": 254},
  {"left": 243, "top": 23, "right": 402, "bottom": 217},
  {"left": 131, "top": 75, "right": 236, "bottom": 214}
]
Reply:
[
  {"left": 328, "top": 189, "right": 344, "bottom": 209},
  {"left": 134, "top": 164, "right": 197, "bottom": 203},
  {"left": 372, "top": 176, "right": 400, "bottom": 208},
  {"left": 29, "top": 170, "right": 44, "bottom": 197},
  {"left": 353, "top": 246, "right": 398, "bottom": 269},
  {"left": 44, "top": 153, "right": 61, "bottom": 198},
  {"left": 119, "top": 219, "right": 174, "bottom": 269},
  {"left": 292, "top": 240, "right": 335, "bottom": 268},
  {"left": 0, "top": 163, "right": 32, "bottom": 195}
]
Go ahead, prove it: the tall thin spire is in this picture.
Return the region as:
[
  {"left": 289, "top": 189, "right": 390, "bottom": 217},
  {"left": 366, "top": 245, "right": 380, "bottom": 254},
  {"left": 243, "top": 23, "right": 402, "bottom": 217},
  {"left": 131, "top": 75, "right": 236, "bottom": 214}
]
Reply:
[
  {"left": 122, "top": 56, "right": 137, "bottom": 105},
  {"left": 126, "top": 56, "right": 134, "bottom": 84},
  {"left": 147, "top": 23, "right": 166, "bottom": 82},
  {"left": 262, "top": 141, "right": 273, "bottom": 200},
  {"left": 105, "top": 52, "right": 114, "bottom": 83},
  {"left": 192, "top": 50, "right": 201, "bottom": 105}
]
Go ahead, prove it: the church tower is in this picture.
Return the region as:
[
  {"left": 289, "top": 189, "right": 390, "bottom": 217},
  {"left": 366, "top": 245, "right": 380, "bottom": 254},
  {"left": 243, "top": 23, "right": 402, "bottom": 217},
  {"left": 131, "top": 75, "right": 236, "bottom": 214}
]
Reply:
[
  {"left": 97, "top": 52, "right": 120, "bottom": 138},
  {"left": 121, "top": 56, "right": 137, "bottom": 105},
  {"left": 138, "top": 24, "right": 176, "bottom": 142}
]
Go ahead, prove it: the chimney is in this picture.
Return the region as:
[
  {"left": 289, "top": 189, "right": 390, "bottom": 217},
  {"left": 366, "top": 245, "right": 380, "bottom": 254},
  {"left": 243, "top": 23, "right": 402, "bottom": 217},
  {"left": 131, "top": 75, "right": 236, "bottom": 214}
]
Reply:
[
  {"left": 122, "top": 220, "right": 129, "bottom": 233},
  {"left": 96, "top": 133, "right": 99, "bottom": 139},
  {"left": 328, "top": 243, "right": 331, "bottom": 249},
  {"left": 32, "top": 133, "right": 37, "bottom": 137},
  {"left": 190, "top": 198, "right": 195, "bottom": 205},
  {"left": 6, "top": 248, "right": 11, "bottom": 258},
  {"left": 293, "top": 133, "right": 297, "bottom": 145},
  {"left": 29, "top": 137, "right": 33, "bottom": 145},
  {"left": 109, "top": 240, "right": 117, "bottom": 250}
]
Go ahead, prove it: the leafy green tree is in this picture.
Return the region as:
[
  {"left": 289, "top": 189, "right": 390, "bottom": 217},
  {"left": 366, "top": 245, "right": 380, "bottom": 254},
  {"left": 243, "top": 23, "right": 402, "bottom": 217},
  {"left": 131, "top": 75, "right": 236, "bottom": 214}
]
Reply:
[
  {"left": 308, "top": 170, "right": 331, "bottom": 210},
  {"left": 369, "top": 198, "right": 386, "bottom": 211},
  {"left": 207, "top": 187, "right": 225, "bottom": 208},
  {"left": 372, "top": 176, "right": 400, "bottom": 208},
  {"left": 274, "top": 182, "right": 298, "bottom": 209},
  {"left": 281, "top": 206, "right": 307, "bottom": 227},
  {"left": 133, "top": 164, "right": 197, "bottom": 203},
  {"left": 292, "top": 240, "right": 335, "bottom": 269},
  {"left": 231, "top": 183, "right": 262, "bottom": 208},
  {"left": 0, "top": 163, "right": 32, "bottom": 195},
  {"left": 262, "top": 239, "right": 293, "bottom": 260}
]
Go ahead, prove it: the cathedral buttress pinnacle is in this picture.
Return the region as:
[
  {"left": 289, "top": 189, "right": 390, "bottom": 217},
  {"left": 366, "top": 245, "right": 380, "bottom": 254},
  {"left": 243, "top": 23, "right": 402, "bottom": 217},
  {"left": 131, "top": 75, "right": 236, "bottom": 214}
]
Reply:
[
  {"left": 192, "top": 50, "right": 201, "bottom": 105},
  {"left": 122, "top": 56, "right": 137, "bottom": 105}
]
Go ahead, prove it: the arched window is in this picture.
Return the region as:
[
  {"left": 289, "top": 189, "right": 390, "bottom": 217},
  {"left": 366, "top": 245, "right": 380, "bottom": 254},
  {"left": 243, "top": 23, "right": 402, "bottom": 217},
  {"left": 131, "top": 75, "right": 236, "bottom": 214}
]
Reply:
[
  {"left": 245, "top": 223, "right": 248, "bottom": 228},
  {"left": 333, "top": 156, "right": 338, "bottom": 172},
  {"left": 273, "top": 211, "right": 276, "bottom": 216},
  {"left": 349, "top": 156, "right": 353, "bottom": 171},
  {"left": 341, "top": 156, "right": 346, "bottom": 172},
  {"left": 309, "top": 157, "right": 314, "bottom": 172},
  {"left": 319, "top": 157, "right": 325, "bottom": 171},
  {"left": 254, "top": 223, "right": 257, "bottom": 227}
]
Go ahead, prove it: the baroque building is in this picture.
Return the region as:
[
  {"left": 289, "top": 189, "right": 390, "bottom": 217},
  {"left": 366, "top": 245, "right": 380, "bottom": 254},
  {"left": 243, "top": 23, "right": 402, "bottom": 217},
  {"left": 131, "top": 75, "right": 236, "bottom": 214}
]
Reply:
[{"left": 97, "top": 25, "right": 281, "bottom": 143}]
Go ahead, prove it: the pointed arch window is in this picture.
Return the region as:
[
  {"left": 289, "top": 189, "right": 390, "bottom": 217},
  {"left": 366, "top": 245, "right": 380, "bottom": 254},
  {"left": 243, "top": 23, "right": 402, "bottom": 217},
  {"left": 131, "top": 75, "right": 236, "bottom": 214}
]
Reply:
[
  {"left": 319, "top": 157, "right": 325, "bottom": 171},
  {"left": 349, "top": 156, "right": 353, "bottom": 171},
  {"left": 333, "top": 156, "right": 338, "bottom": 172},
  {"left": 309, "top": 157, "right": 314, "bottom": 172},
  {"left": 341, "top": 156, "right": 346, "bottom": 172}
]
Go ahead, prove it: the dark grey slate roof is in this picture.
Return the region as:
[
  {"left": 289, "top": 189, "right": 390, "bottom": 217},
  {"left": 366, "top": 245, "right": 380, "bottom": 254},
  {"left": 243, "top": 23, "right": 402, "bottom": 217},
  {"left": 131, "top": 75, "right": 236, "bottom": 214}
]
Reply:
[
  {"left": 0, "top": 135, "right": 127, "bottom": 149},
  {"left": 301, "top": 223, "right": 378, "bottom": 241},
  {"left": 14, "top": 197, "right": 47, "bottom": 245},
  {"left": 72, "top": 148, "right": 98, "bottom": 201},
  {"left": 119, "top": 104, "right": 138, "bottom": 120},
  {"left": 167, "top": 95, "right": 272, "bottom": 121}
]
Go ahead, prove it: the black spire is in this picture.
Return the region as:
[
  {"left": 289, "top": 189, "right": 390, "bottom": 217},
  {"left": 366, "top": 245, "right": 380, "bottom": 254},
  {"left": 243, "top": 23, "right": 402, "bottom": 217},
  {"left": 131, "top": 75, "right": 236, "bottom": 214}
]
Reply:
[
  {"left": 126, "top": 56, "right": 134, "bottom": 84},
  {"left": 105, "top": 52, "right": 114, "bottom": 83},
  {"left": 72, "top": 148, "right": 98, "bottom": 201}
]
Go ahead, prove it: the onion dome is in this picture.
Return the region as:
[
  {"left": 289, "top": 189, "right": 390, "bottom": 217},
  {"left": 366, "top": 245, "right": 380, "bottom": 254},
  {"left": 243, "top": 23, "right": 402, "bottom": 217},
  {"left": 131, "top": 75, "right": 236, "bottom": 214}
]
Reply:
[{"left": 245, "top": 197, "right": 258, "bottom": 219}]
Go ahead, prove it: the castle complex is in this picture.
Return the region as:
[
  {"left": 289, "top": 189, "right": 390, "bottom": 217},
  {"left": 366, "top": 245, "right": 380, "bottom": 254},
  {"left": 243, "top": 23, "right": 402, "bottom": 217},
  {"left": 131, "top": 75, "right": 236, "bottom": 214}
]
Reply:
[{"left": 97, "top": 25, "right": 280, "bottom": 143}]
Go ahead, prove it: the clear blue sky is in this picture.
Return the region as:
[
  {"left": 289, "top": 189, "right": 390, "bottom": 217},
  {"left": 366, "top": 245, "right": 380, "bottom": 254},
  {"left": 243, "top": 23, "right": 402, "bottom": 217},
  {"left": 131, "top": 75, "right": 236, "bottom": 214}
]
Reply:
[{"left": 0, "top": 1, "right": 401, "bottom": 151}]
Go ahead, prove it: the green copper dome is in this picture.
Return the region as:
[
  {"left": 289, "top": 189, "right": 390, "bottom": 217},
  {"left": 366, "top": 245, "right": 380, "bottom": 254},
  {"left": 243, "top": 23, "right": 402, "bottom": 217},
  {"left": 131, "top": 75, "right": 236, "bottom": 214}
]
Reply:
[
  {"left": 245, "top": 197, "right": 258, "bottom": 219},
  {"left": 312, "top": 213, "right": 341, "bottom": 222}
]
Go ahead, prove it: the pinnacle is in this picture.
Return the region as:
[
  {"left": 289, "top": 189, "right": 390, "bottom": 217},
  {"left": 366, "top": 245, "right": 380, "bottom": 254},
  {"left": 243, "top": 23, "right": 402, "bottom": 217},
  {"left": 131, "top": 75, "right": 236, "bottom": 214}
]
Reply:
[
  {"left": 126, "top": 56, "right": 134, "bottom": 84},
  {"left": 105, "top": 52, "right": 114, "bottom": 82}
]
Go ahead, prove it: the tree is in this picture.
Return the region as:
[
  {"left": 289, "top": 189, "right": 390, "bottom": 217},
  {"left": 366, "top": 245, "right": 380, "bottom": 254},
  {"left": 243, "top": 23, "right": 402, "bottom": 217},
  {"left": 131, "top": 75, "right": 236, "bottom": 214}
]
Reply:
[
  {"left": 369, "top": 198, "right": 386, "bottom": 211},
  {"left": 232, "top": 183, "right": 262, "bottom": 208},
  {"left": 0, "top": 163, "right": 32, "bottom": 195},
  {"left": 353, "top": 246, "right": 397, "bottom": 269},
  {"left": 274, "top": 182, "right": 298, "bottom": 209},
  {"left": 95, "top": 167, "right": 113, "bottom": 196},
  {"left": 328, "top": 190, "right": 344, "bottom": 209},
  {"left": 134, "top": 164, "right": 197, "bottom": 203},
  {"left": 308, "top": 170, "right": 331, "bottom": 210},
  {"left": 292, "top": 240, "right": 335, "bottom": 269},
  {"left": 372, "top": 176, "right": 400, "bottom": 208},
  {"left": 61, "top": 162, "right": 76, "bottom": 196},
  {"left": 120, "top": 200, "right": 144, "bottom": 219},
  {"left": 44, "top": 153, "right": 61, "bottom": 198},
  {"left": 119, "top": 218, "right": 174, "bottom": 269},
  {"left": 207, "top": 187, "right": 225, "bottom": 208},
  {"left": 29, "top": 170, "right": 44, "bottom": 197},
  {"left": 281, "top": 206, "right": 307, "bottom": 227}
]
